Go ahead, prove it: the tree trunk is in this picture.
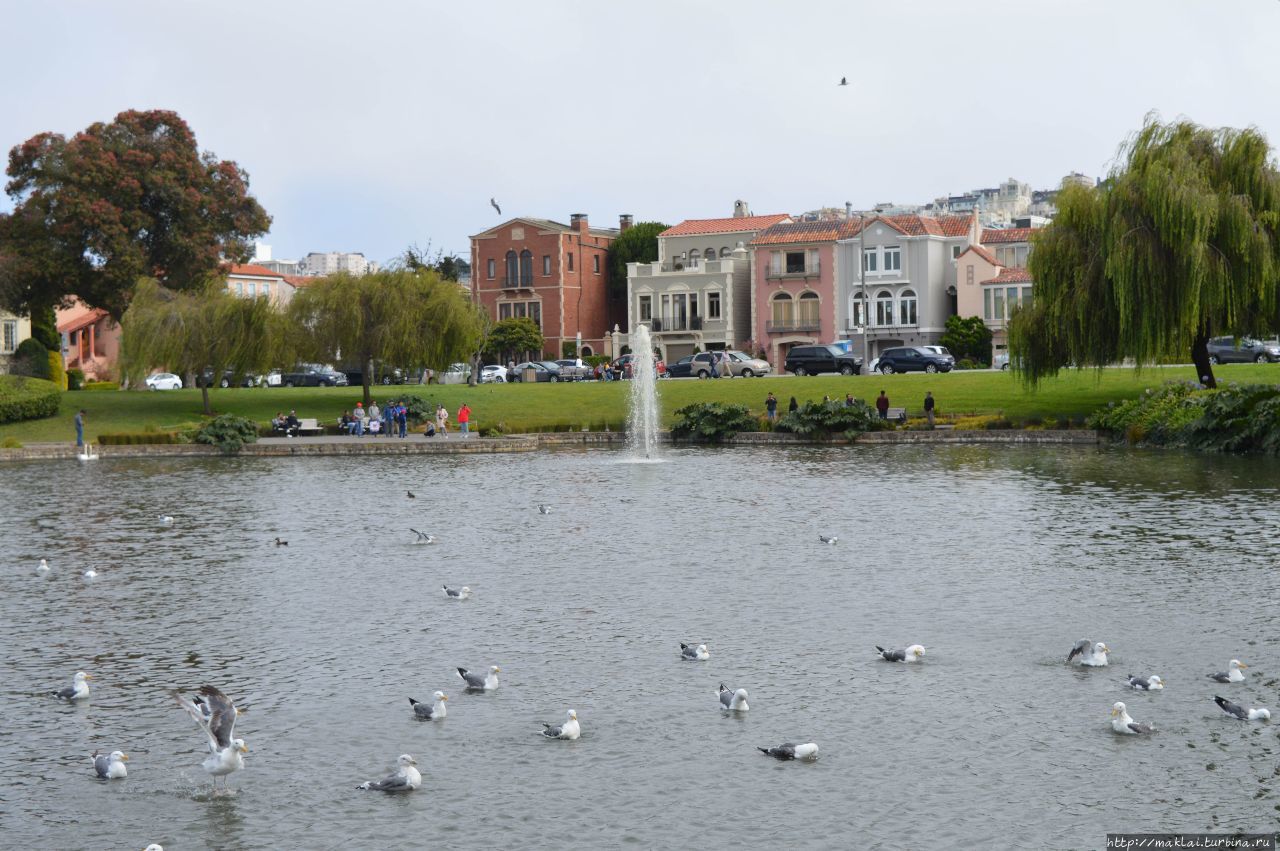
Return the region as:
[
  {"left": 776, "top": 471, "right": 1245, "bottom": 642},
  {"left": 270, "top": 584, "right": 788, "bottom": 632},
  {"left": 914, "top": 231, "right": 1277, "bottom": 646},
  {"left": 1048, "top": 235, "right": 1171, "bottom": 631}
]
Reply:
[
  {"left": 363, "top": 356, "right": 373, "bottom": 408},
  {"left": 1191, "top": 332, "right": 1216, "bottom": 389},
  {"left": 201, "top": 383, "right": 212, "bottom": 416}
]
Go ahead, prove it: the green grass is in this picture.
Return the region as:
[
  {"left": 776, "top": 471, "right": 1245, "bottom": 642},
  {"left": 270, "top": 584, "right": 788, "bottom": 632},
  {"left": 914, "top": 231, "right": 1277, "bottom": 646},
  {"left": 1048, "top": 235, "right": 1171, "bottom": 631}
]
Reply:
[{"left": 2, "top": 364, "right": 1277, "bottom": 442}]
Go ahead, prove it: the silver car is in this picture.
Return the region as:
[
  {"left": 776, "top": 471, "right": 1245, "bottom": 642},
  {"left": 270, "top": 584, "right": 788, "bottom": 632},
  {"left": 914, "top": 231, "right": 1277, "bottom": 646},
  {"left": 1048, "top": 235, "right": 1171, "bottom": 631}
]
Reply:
[{"left": 724, "top": 350, "right": 771, "bottom": 377}]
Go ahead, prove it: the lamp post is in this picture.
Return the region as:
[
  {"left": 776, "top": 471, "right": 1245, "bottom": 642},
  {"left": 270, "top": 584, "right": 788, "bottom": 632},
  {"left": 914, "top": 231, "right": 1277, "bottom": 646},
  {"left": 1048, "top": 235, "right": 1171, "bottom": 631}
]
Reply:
[{"left": 860, "top": 215, "right": 870, "bottom": 374}]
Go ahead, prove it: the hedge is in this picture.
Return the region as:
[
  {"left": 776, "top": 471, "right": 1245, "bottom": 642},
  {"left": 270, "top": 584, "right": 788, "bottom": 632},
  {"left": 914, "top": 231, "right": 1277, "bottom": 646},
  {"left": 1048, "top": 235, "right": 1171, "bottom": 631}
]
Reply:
[
  {"left": 83, "top": 381, "right": 120, "bottom": 391},
  {"left": 97, "top": 432, "right": 179, "bottom": 445},
  {"left": 0, "top": 375, "right": 61, "bottom": 424}
]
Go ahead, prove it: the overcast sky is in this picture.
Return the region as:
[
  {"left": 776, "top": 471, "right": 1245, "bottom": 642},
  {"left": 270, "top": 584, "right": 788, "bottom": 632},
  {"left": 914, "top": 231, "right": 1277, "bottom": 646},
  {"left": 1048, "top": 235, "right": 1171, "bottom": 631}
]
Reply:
[{"left": 2, "top": 0, "right": 1276, "bottom": 266}]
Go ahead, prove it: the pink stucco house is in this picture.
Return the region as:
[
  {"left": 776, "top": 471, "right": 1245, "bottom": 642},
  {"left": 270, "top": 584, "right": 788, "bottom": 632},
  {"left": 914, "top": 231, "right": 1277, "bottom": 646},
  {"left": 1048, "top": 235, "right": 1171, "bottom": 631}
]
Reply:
[{"left": 57, "top": 300, "right": 121, "bottom": 381}]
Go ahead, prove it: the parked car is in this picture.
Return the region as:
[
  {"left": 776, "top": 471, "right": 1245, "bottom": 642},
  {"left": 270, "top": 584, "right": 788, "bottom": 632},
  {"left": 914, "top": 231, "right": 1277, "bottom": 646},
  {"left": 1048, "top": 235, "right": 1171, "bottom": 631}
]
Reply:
[
  {"left": 510, "top": 361, "right": 562, "bottom": 382},
  {"left": 554, "top": 359, "right": 594, "bottom": 381},
  {"left": 280, "top": 364, "right": 349, "bottom": 387},
  {"left": 994, "top": 352, "right": 1010, "bottom": 371},
  {"left": 438, "top": 362, "right": 471, "bottom": 385},
  {"left": 784, "top": 345, "right": 863, "bottom": 376},
  {"left": 876, "top": 346, "right": 954, "bottom": 374},
  {"left": 1207, "top": 336, "right": 1280, "bottom": 364},
  {"left": 343, "top": 363, "right": 407, "bottom": 386},
  {"left": 480, "top": 364, "right": 508, "bottom": 383},
  {"left": 665, "top": 355, "right": 695, "bottom": 378},
  {"left": 724, "top": 350, "right": 771, "bottom": 377},
  {"left": 145, "top": 372, "right": 183, "bottom": 390},
  {"left": 263, "top": 369, "right": 283, "bottom": 386},
  {"left": 198, "top": 368, "right": 258, "bottom": 388},
  {"left": 919, "top": 346, "right": 957, "bottom": 368}
]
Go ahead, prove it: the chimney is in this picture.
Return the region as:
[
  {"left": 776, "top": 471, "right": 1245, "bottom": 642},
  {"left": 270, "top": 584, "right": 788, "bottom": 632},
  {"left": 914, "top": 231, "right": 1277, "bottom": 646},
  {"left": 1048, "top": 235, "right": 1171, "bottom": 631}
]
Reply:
[
  {"left": 619, "top": 214, "right": 633, "bottom": 232},
  {"left": 733, "top": 200, "right": 751, "bottom": 218},
  {"left": 571, "top": 213, "right": 589, "bottom": 235},
  {"left": 845, "top": 202, "right": 853, "bottom": 219}
]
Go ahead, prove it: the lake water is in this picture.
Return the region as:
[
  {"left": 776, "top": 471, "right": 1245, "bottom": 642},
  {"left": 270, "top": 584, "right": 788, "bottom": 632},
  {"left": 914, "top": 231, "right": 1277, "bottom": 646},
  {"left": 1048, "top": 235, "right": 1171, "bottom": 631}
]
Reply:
[{"left": 2, "top": 445, "right": 1279, "bottom": 849}]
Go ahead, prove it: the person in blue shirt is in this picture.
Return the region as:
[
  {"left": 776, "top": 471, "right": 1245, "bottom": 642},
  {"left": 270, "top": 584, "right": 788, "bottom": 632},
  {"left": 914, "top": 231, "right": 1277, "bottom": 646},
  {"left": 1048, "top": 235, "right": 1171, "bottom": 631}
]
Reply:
[{"left": 74, "top": 409, "right": 85, "bottom": 447}]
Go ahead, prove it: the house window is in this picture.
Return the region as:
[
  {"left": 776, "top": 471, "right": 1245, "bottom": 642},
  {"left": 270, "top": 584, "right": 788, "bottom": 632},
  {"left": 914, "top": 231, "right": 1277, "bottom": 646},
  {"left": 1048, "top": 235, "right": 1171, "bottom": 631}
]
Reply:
[
  {"left": 487, "top": 259, "right": 496, "bottom": 279},
  {"left": 707, "top": 291, "right": 721, "bottom": 319},
  {"left": 798, "top": 292, "right": 820, "bottom": 325},
  {"left": 1007, "top": 287, "right": 1019, "bottom": 314},
  {"left": 514, "top": 302, "right": 526, "bottom": 318},
  {"left": 689, "top": 249, "right": 701, "bottom": 268},
  {"left": 505, "top": 250, "right": 518, "bottom": 282},
  {"left": 863, "top": 249, "right": 878, "bottom": 273},
  {"left": 1, "top": 319, "right": 16, "bottom": 353},
  {"left": 529, "top": 302, "right": 541, "bottom": 327},
  {"left": 849, "top": 295, "right": 865, "bottom": 328},
  {"left": 785, "top": 251, "right": 805, "bottom": 273},
  {"left": 884, "top": 246, "right": 901, "bottom": 273},
  {"left": 966, "top": 266, "right": 974, "bottom": 286},
  {"left": 769, "top": 252, "right": 782, "bottom": 276},
  {"left": 247, "top": 282, "right": 257, "bottom": 297},
  {"left": 236, "top": 281, "right": 244, "bottom": 295},
  {"left": 983, "top": 288, "right": 992, "bottom": 320},
  {"left": 499, "top": 302, "right": 512, "bottom": 320},
  {"left": 593, "top": 254, "right": 600, "bottom": 274},
  {"left": 519, "top": 250, "right": 533, "bottom": 284},
  {"left": 705, "top": 247, "right": 715, "bottom": 261},
  {"left": 875, "top": 290, "right": 894, "bottom": 326},
  {"left": 899, "top": 289, "right": 918, "bottom": 325},
  {"left": 1021, "top": 287, "right": 1033, "bottom": 309},
  {"left": 719, "top": 247, "right": 731, "bottom": 258},
  {"left": 993, "top": 287, "right": 1005, "bottom": 319},
  {"left": 952, "top": 245, "right": 962, "bottom": 260},
  {"left": 543, "top": 255, "right": 551, "bottom": 275},
  {"left": 771, "top": 292, "right": 793, "bottom": 324},
  {"left": 567, "top": 252, "right": 574, "bottom": 272},
  {"left": 639, "top": 295, "right": 652, "bottom": 322}
]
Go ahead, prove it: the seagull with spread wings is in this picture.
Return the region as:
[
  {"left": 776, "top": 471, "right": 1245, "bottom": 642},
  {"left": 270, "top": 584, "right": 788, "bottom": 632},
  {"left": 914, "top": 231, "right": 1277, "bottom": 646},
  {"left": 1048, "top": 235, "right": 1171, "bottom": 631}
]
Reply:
[{"left": 174, "top": 685, "right": 248, "bottom": 787}]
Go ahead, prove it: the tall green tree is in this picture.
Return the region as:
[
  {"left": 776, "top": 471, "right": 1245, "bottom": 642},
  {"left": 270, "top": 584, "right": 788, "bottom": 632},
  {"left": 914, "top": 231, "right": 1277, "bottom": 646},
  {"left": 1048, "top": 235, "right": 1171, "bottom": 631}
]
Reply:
[
  {"left": 288, "top": 268, "right": 484, "bottom": 406},
  {"left": 400, "top": 242, "right": 467, "bottom": 281},
  {"left": 939, "top": 315, "right": 994, "bottom": 365},
  {"left": 120, "top": 279, "right": 282, "bottom": 415},
  {"left": 0, "top": 109, "right": 270, "bottom": 321},
  {"left": 1009, "top": 116, "right": 1280, "bottom": 388},
  {"left": 606, "top": 222, "right": 669, "bottom": 321},
  {"left": 482, "top": 317, "right": 544, "bottom": 363}
]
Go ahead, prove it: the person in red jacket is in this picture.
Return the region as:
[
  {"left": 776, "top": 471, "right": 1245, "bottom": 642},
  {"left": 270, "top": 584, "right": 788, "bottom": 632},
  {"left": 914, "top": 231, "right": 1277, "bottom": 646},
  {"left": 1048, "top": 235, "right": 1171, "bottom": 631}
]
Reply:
[
  {"left": 458, "top": 402, "right": 472, "bottom": 437},
  {"left": 876, "top": 390, "right": 890, "bottom": 420}
]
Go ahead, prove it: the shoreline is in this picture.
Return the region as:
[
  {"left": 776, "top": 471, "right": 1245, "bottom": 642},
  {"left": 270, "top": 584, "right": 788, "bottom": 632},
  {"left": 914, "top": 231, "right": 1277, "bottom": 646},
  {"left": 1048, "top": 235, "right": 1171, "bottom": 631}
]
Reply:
[{"left": 0, "top": 428, "right": 1103, "bottom": 462}]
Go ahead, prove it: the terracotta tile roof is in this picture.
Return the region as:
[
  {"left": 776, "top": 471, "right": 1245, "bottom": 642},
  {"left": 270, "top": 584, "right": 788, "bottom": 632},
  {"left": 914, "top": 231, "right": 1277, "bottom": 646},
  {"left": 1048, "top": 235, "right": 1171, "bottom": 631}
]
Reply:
[
  {"left": 982, "top": 267, "right": 1033, "bottom": 284},
  {"left": 844, "top": 213, "right": 971, "bottom": 238},
  {"left": 980, "top": 227, "right": 1036, "bottom": 244},
  {"left": 749, "top": 219, "right": 858, "bottom": 246},
  {"left": 228, "top": 263, "right": 283, "bottom": 278},
  {"left": 282, "top": 275, "right": 318, "bottom": 289},
  {"left": 660, "top": 214, "right": 790, "bottom": 238},
  {"left": 957, "top": 244, "right": 998, "bottom": 265},
  {"left": 57, "top": 307, "right": 110, "bottom": 334}
]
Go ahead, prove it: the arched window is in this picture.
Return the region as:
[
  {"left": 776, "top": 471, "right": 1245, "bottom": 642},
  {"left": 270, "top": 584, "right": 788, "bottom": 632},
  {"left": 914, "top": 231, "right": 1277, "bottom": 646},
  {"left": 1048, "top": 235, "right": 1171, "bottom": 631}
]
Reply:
[
  {"left": 899, "top": 289, "right": 918, "bottom": 325},
  {"left": 580, "top": 345, "right": 593, "bottom": 357},
  {"left": 798, "top": 291, "right": 820, "bottom": 326},
  {"left": 875, "top": 290, "right": 894, "bottom": 326},
  {"left": 705, "top": 247, "right": 716, "bottom": 262},
  {"left": 849, "top": 293, "right": 866, "bottom": 328},
  {"left": 504, "top": 250, "right": 518, "bottom": 285},
  {"left": 719, "top": 246, "right": 731, "bottom": 258},
  {"left": 519, "top": 249, "right": 533, "bottom": 284},
  {"left": 688, "top": 248, "right": 701, "bottom": 268},
  {"left": 771, "top": 292, "right": 793, "bottom": 325}
]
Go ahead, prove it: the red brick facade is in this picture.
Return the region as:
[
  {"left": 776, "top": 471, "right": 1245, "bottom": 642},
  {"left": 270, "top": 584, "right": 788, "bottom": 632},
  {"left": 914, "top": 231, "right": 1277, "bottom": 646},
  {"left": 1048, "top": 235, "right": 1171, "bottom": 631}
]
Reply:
[{"left": 470, "top": 215, "right": 619, "bottom": 358}]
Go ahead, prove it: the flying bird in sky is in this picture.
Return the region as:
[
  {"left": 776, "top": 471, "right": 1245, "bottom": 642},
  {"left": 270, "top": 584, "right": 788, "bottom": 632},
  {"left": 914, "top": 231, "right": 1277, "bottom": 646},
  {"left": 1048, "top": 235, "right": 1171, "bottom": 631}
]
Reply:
[
  {"left": 839, "top": 77, "right": 848, "bottom": 86},
  {"left": 490, "top": 197, "right": 502, "bottom": 215}
]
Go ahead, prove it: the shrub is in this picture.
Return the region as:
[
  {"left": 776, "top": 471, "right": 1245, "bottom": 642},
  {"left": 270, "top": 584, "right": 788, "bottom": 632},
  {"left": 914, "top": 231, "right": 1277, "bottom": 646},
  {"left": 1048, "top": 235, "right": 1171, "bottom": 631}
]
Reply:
[
  {"left": 983, "top": 417, "right": 1015, "bottom": 430},
  {"left": 1087, "top": 381, "right": 1280, "bottom": 454},
  {"left": 47, "top": 350, "right": 66, "bottom": 390},
  {"left": 83, "top": 381, "right": 120, "bottom": 391},
  {"left": 0, "top": 375, "right": 61, "bottom": 424},
  {"left": 955, "top": 357, "right": 988, "bottom": 370},
  {"left": 1, "top": 436, "right": 22, "bottom": 448},
  {"left": 671, "top": 402, "right": 758, "bottom": 442},
  {"left": 67, "top": 368, "right": 85, "bottom": 390},
  {"left": 194, "top": 414, "right": 259, "bottom": 454},
  {"left": 97, "top": 432, "right": 179, "bottom": 445},
  {"left": 774, "top": 399, "right": 885, "bottom": 437},
  {"left": 11, "top": 338, "right": 50, "bottom": 379},
  {"left": 382, "top": 394, "right": 432, "bottom": 423}
]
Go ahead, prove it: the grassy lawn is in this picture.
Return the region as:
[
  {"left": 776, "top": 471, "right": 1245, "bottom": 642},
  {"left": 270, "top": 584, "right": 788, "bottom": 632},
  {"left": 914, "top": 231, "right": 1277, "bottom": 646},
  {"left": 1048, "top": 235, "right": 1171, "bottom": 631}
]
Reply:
[{"left": 3, "top": 363, "right": 1277, "bottom": 443}]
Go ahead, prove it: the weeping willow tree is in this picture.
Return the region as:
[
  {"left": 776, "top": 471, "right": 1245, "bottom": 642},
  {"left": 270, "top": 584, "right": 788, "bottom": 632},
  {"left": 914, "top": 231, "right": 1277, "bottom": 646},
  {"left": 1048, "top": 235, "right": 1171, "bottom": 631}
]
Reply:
[
  {"left": 120, "top": 278, "right": 283, "bottom": 415},
  {"left": 1010, "top": 116, "right": 1280, "bottom": 388},
  {"left": 287, "top": 268, "right": 484, "bottom": 406}
]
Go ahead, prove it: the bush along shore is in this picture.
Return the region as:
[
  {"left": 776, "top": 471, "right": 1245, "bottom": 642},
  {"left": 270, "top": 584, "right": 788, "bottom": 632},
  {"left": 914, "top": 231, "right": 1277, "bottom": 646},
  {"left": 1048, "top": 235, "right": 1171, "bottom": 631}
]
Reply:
[{"left": 1089, "top": 381, "right": 1280, "bottom": 454}]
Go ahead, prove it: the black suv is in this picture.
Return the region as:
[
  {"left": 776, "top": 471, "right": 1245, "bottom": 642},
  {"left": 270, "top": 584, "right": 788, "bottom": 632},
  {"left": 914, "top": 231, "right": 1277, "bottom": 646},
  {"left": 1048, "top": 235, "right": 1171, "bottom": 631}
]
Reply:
[
  {"left": 876, "top": 346, "right": 954, "bottom": 374},
  {"left": 784, "top": 345, "right": 862, "bottom": 376},
  {"left": 280, "top": 364, "right": 349, "bottom": 387},
  {"left": 1207, "top": 337, "right": 1280, "bottom": 364}
]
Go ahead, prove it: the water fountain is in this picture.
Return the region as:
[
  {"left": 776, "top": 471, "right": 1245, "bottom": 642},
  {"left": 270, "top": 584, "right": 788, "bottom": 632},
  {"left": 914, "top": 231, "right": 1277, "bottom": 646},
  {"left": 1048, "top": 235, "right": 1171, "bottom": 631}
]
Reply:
[{"left": 626, "top": 324, "right": 661, "bottom": 460}]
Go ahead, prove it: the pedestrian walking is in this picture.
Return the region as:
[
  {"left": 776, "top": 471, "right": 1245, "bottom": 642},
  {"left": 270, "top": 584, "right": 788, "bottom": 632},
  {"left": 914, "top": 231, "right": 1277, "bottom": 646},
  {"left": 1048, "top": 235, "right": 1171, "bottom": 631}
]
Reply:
[
  {"left": 924, "top": 391, "right": 936, "bottom": 429},
  {"left": 765, "top": 392, "right": 778, "bottom": 421},
  {"left": 436, "top": 404, "right": 449, "bottom": 438},
  {"left": 709, "top": 352, "right": 719, "bottom": 379},
  {"left": 74, "top": 409, "right": 85, "bottom": 447},
  {"left": 788, "top": 396, "right": 799, "bottom": 413},
  {"left": 458, "top": 402, "right": 472, "bottom": 438},
  {"left": 876, "top": 390, "right": 889, "bottom": 420}
]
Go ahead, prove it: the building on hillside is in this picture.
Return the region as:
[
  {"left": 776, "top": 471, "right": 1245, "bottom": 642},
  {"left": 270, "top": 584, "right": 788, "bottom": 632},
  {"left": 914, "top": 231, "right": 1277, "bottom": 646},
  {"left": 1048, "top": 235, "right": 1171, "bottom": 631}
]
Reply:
[
  {"left": 470, "top": 213, "right": 622, "bottom": 358},
  {"left": 979, "top": 226, "right": 1039, "bottom": 269},
  {"left": 955, "top": 232, "right": 1037, "bottom": 362},
  {"left": 834, "top": 213, "right": 980, "bottom": 363},
  {"left": 301, "top": 251, "right": 378, "bottom": 276},
  {"left": 626, "top": 204, "right": 789, "bottom": 363},
  {"left": 0, "top": 310, "right": 32, "bottom": 371},
  {"left": 225, "top": 264, "right": 296, "bottom": 306},
  {"left": 56, "top": 301, "right": 120, "bottom": 381}
]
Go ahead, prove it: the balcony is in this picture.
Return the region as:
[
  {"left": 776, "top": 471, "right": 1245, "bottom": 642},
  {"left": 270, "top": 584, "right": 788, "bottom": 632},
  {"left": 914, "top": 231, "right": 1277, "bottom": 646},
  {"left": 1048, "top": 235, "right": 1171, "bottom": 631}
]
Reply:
[
  {"left": 647, "top": 315, "right": 704, "bottom": 333},
  {"left": 501, "top": 276, "right": 535, "bottom": 290},
  {"left": 766, "top": 318, "right": 821, "bottom": 333},
  {"left": 765, "top": 264, "right": 821, "bottom": 279}
]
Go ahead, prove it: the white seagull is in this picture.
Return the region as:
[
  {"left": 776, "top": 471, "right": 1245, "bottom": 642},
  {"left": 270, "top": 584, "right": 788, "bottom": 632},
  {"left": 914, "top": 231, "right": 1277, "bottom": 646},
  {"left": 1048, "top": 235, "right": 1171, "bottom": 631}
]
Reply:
[
  {"left": 144, "top": 846, "right": 164, "bottom": 851},
  {"left": 718, "top": 683, "right": 749, "bottom": 712},
  {"left": 408, "top": 691, "right": 448, "bottom": 720},
  {"left": 159, "top": 515, "right": 174, "bottom": 526},
  {"left": 54, "top": 671, "right": 92, "bottom": 701},
  {"left": 410, "top": 528, "right": 436, "bottom": 544},
  {"left": 83, "top": 568, "right": 98, "bottom": 580},
  {"left": 37, "top": 558, "right": 50, "bottom": 575},
  {"left": 92, "top": 750, "right": 129, "bottom": 779},
  {"left": 818, "top": 535, "right": 838, "bottom": 545},
  {"left": 1207, "top": 659, "right": 1247, "bottom": 683},
  {"left": 538, "top": 504, "right": 551, "bottom": 515},
  {"left": 443, "top": 585, "right": 471, "bottom": 600},
  {"left": 1126, "top": 674, "right": 1164, "bottom": 691},
  {"left": 457, "top": 665, "right": 500, "bottom": 690},
  {"left": 1214, "top": 695, "right": 1270, "bottom": 721},
  {"left": 680, "top": 642, "right": 710, "bottom": 661},
  {"left": 758, "top": 742, "right": 819, "bottom": 760},
  {"left": 1068, "top": 639, "right": 1110, "bottom": 667},
  {"left": 539, "top": 709, "right": 581, "bottom": 740},
  {"left": 876, "top": 644, "right": 925, "bottom": 663},
  {"left": 358, "top": 754, "right": 421, "bottom": 792},
  {"left": 1110, "top": 701, "right": 1153, "bottom": 735},
  {"left": 173, "top": 685, "right": 248, "bottom": 786}
]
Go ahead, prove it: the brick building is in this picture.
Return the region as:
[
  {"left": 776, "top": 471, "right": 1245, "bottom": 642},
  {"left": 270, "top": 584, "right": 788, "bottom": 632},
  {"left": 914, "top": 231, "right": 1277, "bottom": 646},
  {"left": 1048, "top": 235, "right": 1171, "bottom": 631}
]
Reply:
[{"left": 470, "top": 214, "right": 623, "bottom": 358}]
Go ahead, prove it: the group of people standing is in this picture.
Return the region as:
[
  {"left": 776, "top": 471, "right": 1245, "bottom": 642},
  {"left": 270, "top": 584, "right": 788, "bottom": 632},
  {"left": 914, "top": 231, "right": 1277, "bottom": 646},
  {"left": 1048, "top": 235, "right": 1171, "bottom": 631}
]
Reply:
[
  {"left": 764, "top": 390, "right": 937, "bottom": 427},
  {"left": 337, "top": 400, "right": 472, "bottom": 439}
]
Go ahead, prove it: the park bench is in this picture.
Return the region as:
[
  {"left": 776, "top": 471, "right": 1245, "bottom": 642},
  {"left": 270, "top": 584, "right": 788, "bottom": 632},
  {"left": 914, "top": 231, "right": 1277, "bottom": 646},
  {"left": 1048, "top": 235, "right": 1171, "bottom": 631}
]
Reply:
[
  {"left": 296, "top": 417, "right": 323, "bottom": 435},
  {"left": 885, "top": 407, "right": 907, "bottom": 424}
]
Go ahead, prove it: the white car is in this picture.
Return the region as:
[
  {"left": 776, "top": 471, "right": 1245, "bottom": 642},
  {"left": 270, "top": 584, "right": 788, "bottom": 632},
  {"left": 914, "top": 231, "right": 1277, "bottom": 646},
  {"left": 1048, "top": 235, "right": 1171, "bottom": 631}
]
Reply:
[
  {"left": 480, "top": 364, "right": 508, "bottom": 383},
  {"left": 145, "top": 372, "right": 183, "bottom": 390},
  {"left": 263, "top": 369, "right": 283, "bottom": 386}
]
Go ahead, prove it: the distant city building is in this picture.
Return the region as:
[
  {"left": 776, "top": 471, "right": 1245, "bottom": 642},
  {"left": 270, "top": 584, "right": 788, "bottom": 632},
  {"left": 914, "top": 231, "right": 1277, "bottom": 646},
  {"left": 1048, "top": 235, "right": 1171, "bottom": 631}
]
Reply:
[{"left": 301, "top": 251, "right": 378, "bottom": 276}]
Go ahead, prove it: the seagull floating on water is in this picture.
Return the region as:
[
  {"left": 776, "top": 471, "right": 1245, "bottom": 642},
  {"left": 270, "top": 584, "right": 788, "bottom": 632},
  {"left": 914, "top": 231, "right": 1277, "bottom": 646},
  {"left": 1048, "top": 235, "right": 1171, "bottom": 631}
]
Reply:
[
  {"left": 274, "top": 537, "right": 288, "bottom": 547},
  {"left": 173, "top": 685, "right": 248, "bottom": 786},
  {"left": 83, "top": 568, "right": 98, "bottom": 580},
  {"left": 539, "top": 709, "right": 581, "bottom": 740},
  {"left": 818, "top": 535, "right": 838, "bottom": 545},
  {"left": 1110, "top": 701, "right": 1153, "bottom": 735},
  {"left": 1068, "top": 639, "right": 1109, "bottom": 667},
  {"left": 1126, "top": 674, "right": 1164, "bottom": 691},
  {"left": 538, "top": 504, "right": 551, "bottom": 515},
  {"left": 1207, "top": 659, "right": 1247, "bottom": 683},
  {"left": 457, "top": 665, "right": 500, "bottom": 690},
  {"left": 54, "top": 671, "right": 92, "bottom": 701},
  {"left": 92, "top": 750, "right": 129, "bottom": 779},
  {"left": 408, "top": 691, "right": 448, "bottom": 720},
  {"left": 443, "top": 585, "right": 471, "bottom": 600},
  {"left": 410, "top": 528, "right": 435, "bottom": 544},
  {"left": 876, "top": 644, "right": 925, "bottom": 663},
  {"left": 358, "top": 754, "right": 421, "bottom": 792},
  {"left": 1214, "top": 695, "right": 1270, "bottom": 721},
  {"left": 719, "top": 683, "right": 749, "bottom": 712},
  {"left": 37, "top": 558, "right": 50, "bottom": 575},
  {"left": 758, "top": 742, "right": 819, "bottom": 760},
  {"left": 145, "top": 845, "right": 164, "bottom": 851},
  {"left": 159, "top": 515, "right": 174, "bottom": 526},
  {"left": 680, "top": 642, "right": 710, "bottom": 661}
]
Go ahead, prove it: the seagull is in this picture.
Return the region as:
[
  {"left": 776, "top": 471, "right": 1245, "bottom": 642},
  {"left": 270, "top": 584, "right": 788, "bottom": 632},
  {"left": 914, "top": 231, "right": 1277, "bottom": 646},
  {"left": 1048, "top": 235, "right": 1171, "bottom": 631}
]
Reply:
[
  {"left": 538, "top": 504, "right": 551, "bottom": 515},
  {"left": 274, "top": 537, "right": 288, "bottom": 547},
  {"left": 457, "top": 665, "right": 500, "bottom": 690},
  {"left": 1067, "top": 639, "right": 1109, "bottom": 667},
  {"left": 443, "top": 585, "right": 471, "bottom": 600},
  {"left": 357, "top": 754, "right": 421, "bottom": 792},
  {"left": 758, "top": 742, "right": 819, "bottom": 760},
  {"left": 173, "top": 685, "right": 248, "bottom": 786},
  {"left": 410, "top": 528, "right": 435, "bottom": 544},
  {"left": 92, "top": 750, "right": 129, "bottom": 779},
  {"left": 83, "top": 568, "right": 98, "bottom": 580},
  {"left": 1214, "top": 695, "right": 1271, "bottom": 721},
  {"left": 408, "top": 691, "right": 448, "bottom": 720},
  {"left": 36, "top": 558, "right": 50, "bottom": 575},
  {"left": 144, "top": 846, "right": 164, "bottom": 851},
  {"left": 490, "top": 197, "right": 502, "bottom": 215},
  {"left": 838, "top": 77, "right": 848, "bottom": 86},
  {"left": 539, "top": 709, "right": 581, "bottom": 740},
  {"left": 1126, "top": 674, "right": 1164, "bottom": 691},
  {"left": 876, "top": 644, "right": 925, "bottom": 663},
  {"left": 680, "top": 642, "right": 710, "bottom": 661},
  {"left": 1110, "top": 701, "right": 1153, "bottom": 735},
  {"left": 1207, "top": 659, "right": 1247, "bottom": 683},
  {"left": 54, "top": 671, "right": 92, "bottom": 701},
  {"left": 819, "top": 535, "right": 838, "bottom": 545},
  {"left": 718, "top": 683, "right": 749, "bottom": 712},
  {"left": 406, "top": 490, "right": 416, "bottom": 499},
  {"left": 159, "top": 515, "right": 174, "bottom": 526}
]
